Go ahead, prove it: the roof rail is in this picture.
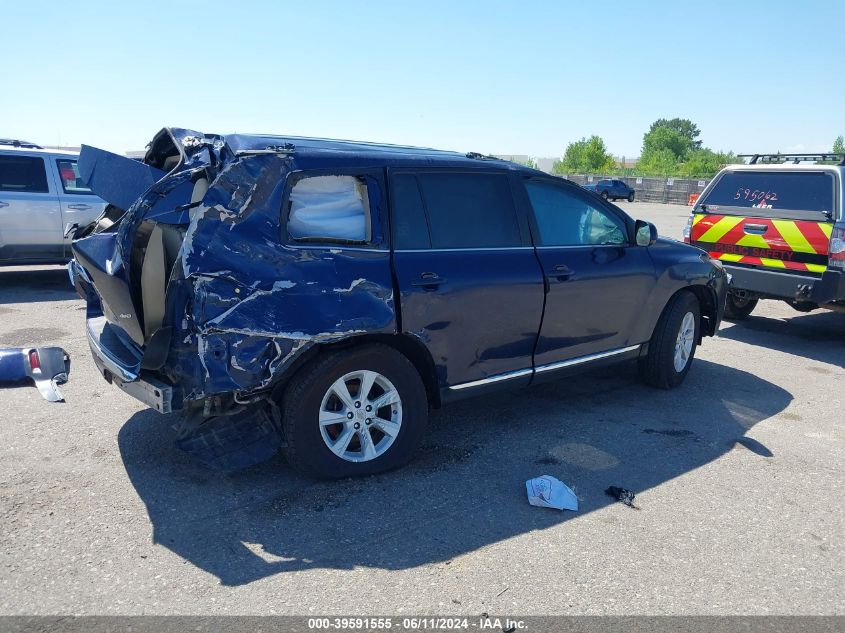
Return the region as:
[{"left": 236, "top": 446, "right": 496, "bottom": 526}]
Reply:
[
  {"left": 0, "top": 138, "right": 43, "bottom": 149},
  {"left": 465, "top": 152, "right": 502, "bottom": 161},
  {"left": 738, "top": 153, "right": 845, "bottom": 166}
]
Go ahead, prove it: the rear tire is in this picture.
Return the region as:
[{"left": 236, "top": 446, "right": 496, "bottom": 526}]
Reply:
[
  {"left": 281, "top": 344, "right": 428, "bottom": 479},
  {"left": 639, "top": 290, "right": 700, "bottom": 389},
  {"left": 601, "top": 191, "right": 609, "bottom": 200},
  {"left": 724, "top": 292, "right": 758, "bottom": 321},
  {"left": 628, "top": 192, "right": 635, "bottom": 202}
]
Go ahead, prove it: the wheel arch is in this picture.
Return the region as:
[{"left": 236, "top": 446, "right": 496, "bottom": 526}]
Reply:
[
  {"left": 668, "top": 284, "right": 718, "bottom": 340},
  {"left": 271, "top": 333, "right": 441, "bottom": 408}
]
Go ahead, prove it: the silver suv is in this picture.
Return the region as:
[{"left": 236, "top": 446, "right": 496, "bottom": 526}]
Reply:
[{"left": 0, "top": 139, "right": 105, "bottom": 265}]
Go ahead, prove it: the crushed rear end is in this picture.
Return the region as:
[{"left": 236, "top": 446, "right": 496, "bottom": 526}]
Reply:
[{"left": 69, "top": 128, "right": 396, "bottom": 469}]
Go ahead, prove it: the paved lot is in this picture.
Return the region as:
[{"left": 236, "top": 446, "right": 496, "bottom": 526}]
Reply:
[{"left": 0, "top": 202, "right": 842, "bottom": 615}]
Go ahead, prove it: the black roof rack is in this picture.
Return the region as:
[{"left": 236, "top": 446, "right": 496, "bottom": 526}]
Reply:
[
  {"left": 465, "top": 152, "right": 503, "bottom": 161},
  {"left": 739, "top": 153, "right": 845, "bottom": 165},
  {"left": 0, "top": 138, "right": 43, "bottom": 149}
]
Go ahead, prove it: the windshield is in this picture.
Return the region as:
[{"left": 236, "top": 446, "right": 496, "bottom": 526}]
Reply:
[{"left": 700, "top": 171, "right": 834, "bottom": 213}]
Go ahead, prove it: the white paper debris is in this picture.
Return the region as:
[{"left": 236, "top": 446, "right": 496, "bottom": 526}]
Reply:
[{"left": 525, "top": 475, "right": 578, "bottom": 511}]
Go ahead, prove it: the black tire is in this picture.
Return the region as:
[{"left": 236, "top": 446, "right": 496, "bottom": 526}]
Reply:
[
  {"left": 601, "top": 190, "right": 609, "bottom": 200},
  {"left": 639, "top": 290, "right": 700, "bottom": 389},
  {"left": 281, "top": 344, "right": 428, "bottom": 479},
  {"left": 628, "top": 192, "right": 635, "bottom": 202},
  {"left": 724, "top": 292, "right": 758, "bottom": 321}
]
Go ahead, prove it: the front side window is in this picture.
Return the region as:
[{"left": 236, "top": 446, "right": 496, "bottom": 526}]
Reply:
[
  {"left": 525, "top": 180, "right": 627, "bottom": 246},
  {"left": 413, "top": 172, "right": 521, "bottom": 248},
  {"left": 56, "top": 159, "right": 93, "bottom": 194},
  {"left": 287, "top": 175, "right": 372, "bottom": 243},
  {"left": 0, "top": 155, "right": 48, "bottom": 193}
]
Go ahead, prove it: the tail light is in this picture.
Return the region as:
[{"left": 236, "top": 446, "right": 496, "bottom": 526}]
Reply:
[
  {"left": 682, "top": 214, "right": 693, "bottom": 243},
  {"left": 28, "top": 349, "right": 40, "bottom": 371},
  {"left": 829, "top": 223, "right": 845, "bottom": 270},
  {"left": 60, "top": 166, "right": 76, "bottom": 183}
]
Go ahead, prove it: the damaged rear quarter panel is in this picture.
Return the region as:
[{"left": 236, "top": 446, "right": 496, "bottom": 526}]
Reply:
[{"left": 179, "top": 154, "right": 396, "bottom": 400}]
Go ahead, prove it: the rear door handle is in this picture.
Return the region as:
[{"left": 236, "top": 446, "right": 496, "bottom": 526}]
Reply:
[
  {"left": 411, "top": 272, "right": 447, "bottom": 289},
  {"left": 67, "top": 203, "right": 92, "bottom": 210},
  {"left": 551, "top": 264, "right": 574, "bottom": 280}
]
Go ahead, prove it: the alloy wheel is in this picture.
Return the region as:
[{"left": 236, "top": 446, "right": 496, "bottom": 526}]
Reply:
[
  {"left": 673, "top": 311, "right": 695, "bottom": 372},
  {"left": 318, "top": 370, "right": 403, "bottom": 462}
]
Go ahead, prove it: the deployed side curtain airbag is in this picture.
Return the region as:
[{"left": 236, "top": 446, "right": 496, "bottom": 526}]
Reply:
[{"left": 287, "top": 175, "right": 368, "bottom": 242}]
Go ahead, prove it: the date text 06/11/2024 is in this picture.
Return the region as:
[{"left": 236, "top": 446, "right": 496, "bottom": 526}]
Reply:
[{"left": 306, "top": 617, "right": 528, "bottom": 631}]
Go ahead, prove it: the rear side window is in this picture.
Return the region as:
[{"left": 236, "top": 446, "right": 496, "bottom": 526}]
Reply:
[
  {"left": 287, "top": 175, "right": 371, "bottom": 243},
  {"left": 701, "top": 171, "right": 834, "bottom": 212},
  {"left": 391, "top": 174, "right": 431, "bottom": 249},
  {"left": 414, "top": 172, "right": 520, "bottom": 248},
  {"left": 56, "top": 159, "right": 93, "bottom": 194},
  {"left": 0, "top": 155, "right": 48, "bottom": 193}
]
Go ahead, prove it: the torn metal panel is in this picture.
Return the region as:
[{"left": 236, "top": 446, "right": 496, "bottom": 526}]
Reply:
[
  {"left": 171, "top": 154, "right": 395, "bottom": 402},
  {"left": 77, "top": 145, "right": 166, "bottom": 212},
  {"left": 73, "top": 126, "right": 397, "bottom": 415},
  {"left": 0, "top": 347, "right": 70, "bottom": 402}
]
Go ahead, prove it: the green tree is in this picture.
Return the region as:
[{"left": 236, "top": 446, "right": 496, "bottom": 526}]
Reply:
[
  {"left": 553, "top": 135, "right": 616, "bottom": 174},
  {"left": 642, "top": 126, "right": 692, "bottom": 161},
  {"left": 648, "top": 118, "right": 702, "bottom": 151},
  {"left": 833, "top": 135, "right": 845, "bottom": 154},
  {"left": 678, "top": 149, "right": 741, "bottom": 178},
  {"left": 636, "top": 148, "right": 679, "bottom": 176}
]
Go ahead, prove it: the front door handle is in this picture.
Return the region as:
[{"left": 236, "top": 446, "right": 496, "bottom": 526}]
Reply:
[
  {"left": 0, "top": 201, "right": 9, "bottom": 208},
  {"left": 411, "top": 272, "right": 447, "bottom": 290},
  {"left": 67, "top": 203, "right": 92, "bottom": 211},
  {"left": 551, "top": 264, "right": 574, "bottom": 280}
]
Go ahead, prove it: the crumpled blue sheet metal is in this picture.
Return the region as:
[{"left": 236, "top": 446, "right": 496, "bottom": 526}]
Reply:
[
  {"left": 77, "top": 145, "right": 166, "bottom": 212},
  {"left": 0, "top": 347, "right": 71, "bottom": 402}
]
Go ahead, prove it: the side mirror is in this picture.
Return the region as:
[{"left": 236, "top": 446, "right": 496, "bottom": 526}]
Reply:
[{"left": 635, "top": 220, "right": 658, "bottom": 247}]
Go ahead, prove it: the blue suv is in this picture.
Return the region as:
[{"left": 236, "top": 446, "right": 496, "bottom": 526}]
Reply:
[{"left": 69, "top": 128, "right": 727, "bottom": 478}]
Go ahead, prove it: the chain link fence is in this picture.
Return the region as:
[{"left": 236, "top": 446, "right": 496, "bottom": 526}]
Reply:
[{"left": 561, "top": 174, "right": 711, "bottom": 205}]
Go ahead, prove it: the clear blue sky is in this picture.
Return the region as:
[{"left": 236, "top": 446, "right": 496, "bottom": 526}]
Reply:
[{"left": 2, "top": 0, "right": 843, "bottom": 157}]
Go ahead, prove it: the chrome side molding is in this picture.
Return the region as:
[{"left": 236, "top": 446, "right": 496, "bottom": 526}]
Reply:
[
  {"left": 449, "top": 368, "right": 533, "bottom": 391},
  {"left": 448, "top": 344, "right": 642, "bottom": 391},
  {"left": 534, "top": 345, "right": 641, "bottom": 374}
]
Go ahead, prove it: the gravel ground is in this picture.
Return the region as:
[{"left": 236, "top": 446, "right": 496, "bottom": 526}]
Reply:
[{"left": 0, "top": 202, "right": 842, "bottom": 615}]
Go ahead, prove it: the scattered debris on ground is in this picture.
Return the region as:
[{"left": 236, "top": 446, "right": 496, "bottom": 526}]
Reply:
[
  {"left": 526, "top": 475, "right": 578, "bottom": 511},
  {"left": 605, "top": 486, "right": 639, "bottom": 509},
  {"left": 0, "top": 346, "right": 70, "bottom": 402}
]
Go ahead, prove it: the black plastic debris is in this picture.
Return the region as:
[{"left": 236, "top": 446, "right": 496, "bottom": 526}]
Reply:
[
  {"left": 605, "top": 486, "right": 639, "bottom": 509},
  {"left": 0, "top": 347, "right": 71, "bottom": 402},
  {"left": 176, "top": 404, "right": 284, "bottom": 471}
]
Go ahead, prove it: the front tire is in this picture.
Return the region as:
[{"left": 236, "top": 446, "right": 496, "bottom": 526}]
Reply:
[
  {"left": 639, "top": 291, "right": 700, "bottom": 389},
  {"left": 601, "top": 191, "right": 609, "bottom": 200},
  {"left": 281, "top": 344, "right": 428, "bottom": 479},
  {"left": 724, "top": 292, "right": 758, "bottom": 320},
  {"left": 628, "top": 192, "right": 635, "bottom": 202}
]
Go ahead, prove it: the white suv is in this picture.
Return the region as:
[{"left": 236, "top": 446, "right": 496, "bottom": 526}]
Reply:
[{"left": 0, "top": 139, "right": 105, "bottom": 265}]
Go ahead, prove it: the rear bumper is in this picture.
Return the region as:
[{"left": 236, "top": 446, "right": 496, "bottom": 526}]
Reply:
[
  {"left": 0, "top": 346, "right": 70, "bottom": 402},
  {"left": 86, "top": 315, "right": 141, "bottom": 383},
  {"left": 86, "top": 314, "right": 178, "bottom": 413},
  {"left": 725, "top": 264, "right": 845, "bottom": 304},
  {"left": 810, "top": 269, "right": 845, "bottom": 304}
]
